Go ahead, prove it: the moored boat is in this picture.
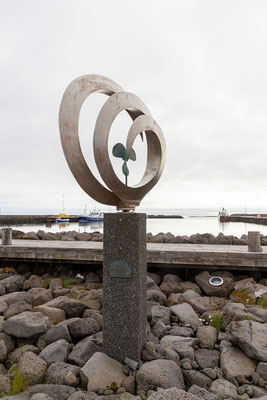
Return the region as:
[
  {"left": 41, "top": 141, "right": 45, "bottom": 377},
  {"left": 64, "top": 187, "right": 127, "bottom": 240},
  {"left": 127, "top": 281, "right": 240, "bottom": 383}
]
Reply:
[{"left": 79, "top": 206, "right": 104, "bottom": 222}]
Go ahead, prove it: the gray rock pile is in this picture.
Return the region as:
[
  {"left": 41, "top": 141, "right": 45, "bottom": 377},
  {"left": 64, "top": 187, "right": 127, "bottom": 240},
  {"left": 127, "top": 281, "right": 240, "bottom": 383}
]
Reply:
[
  {"left": 0, "top": 265, "right": 267, "bottom": 399},
  {"left": 10, "top": 230, "right": 267, "bottom": 245}
]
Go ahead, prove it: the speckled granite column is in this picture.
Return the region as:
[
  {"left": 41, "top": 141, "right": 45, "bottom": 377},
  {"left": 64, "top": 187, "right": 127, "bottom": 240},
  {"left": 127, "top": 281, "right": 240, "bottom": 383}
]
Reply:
[{"left": 103, "top": 212, "right": 147, "bottom": 362}]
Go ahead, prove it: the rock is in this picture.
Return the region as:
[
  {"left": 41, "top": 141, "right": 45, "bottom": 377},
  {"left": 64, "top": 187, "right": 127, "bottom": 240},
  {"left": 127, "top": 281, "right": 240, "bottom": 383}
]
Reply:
[
  {"left": 39, "top": 339, "right": 70, "bottom": 366},
  {"left": 37, "top": 230, "right": 59, "bottom": 241},
  {"left": 0, "top": 332, "right": 15, "bottom": 353},
  {"left": 18, "top": 351, "right": 47, "bottom": 385},
  {"left": 0, "top": 299, "right": 8, "bottom": 313},
  {"left": 3, "top": 301, "right": 32, "bottom": 319},
  {"left": 33, "top": 289, "right": 53, "bottom": 306},
  {"left": 0, "top": 340, "right": 7, "bottom": 363},
  {"left": 221, "top": 347, "right": 257, "bottom": 379},
  {"left": 229, "top": 320, "right": 267, "bottom": 361},
  {"left": 152, "top": 321, "right": 167, "bottom": 338},
  {"left": 22, "top": 231, "right": 39, "bottom": 240},
  {"left": 197, "top": 326, "right": 217, "bottom": 349},
  {"left": 38, "top": 322, "right": 72, "bottom": 348},
  {"left": 23, "top": 275, "right": 47, "bottom": 290},
  {"left": 147, "top": 276, "right": 161, "bottom": 291},
  {"left": 83, "top": 309, "right": 103, "bottom": 328},
  {"left": 160, "top": 281, "right": 181, "bottom": 297},
  {"left": 31, "top": 395, "right": 54, "bottom": 400},
  {"left": 189, "top": 385, "right": 220, "bottom": 400},
  {"left": 136, "top": 359, "right": 185, "bottom": 394},
  {"left": 189, "top": 297, "right": 218, "bottom": 314},
  {"left": 123, "top": 375, "right": 136, "bottom": 394},
  {"left": 0, "top": 374, "right": 12, "bottom": 396},
  {"left": 257, "top": 362, "right": 267, "bottom": 380},
  {"left": 169, "top": 326, "right": 194, "bottom": 337},
  {"left": 155, "top": 345, "right": 180, "bottom": 363},
  {"left": 80, "top": 352, "right": 127, "bottom": 392},
  {"left": 246, "top": 306, "right": 267, "bottom": 323},
  {"left": 2, "top": 311, "right": 50, "bottom": 337},
  {"left": 26, "top": 384, "right": 76, "bottom": 400},
  {"left": 210, "top": 378, "right": 238, "bottom": 399},
  {"left": 68, "top": 336, "right": 101, "bottom": 367},
  {"left": 0, "top": 291, "right": 28, "bottom": 305},
  {"left": 45, "top": 361, "right": 80, "bottom": 385},
  {"left": 44, "top": 296, "right": 86, "bottom": 318},
  {"left": 68, "top": 393, "right": 98, "bottom": 400},
  {"left": 151, "top": 306, "right": 171, "bottom": 325},
  {"left": 195, "top": 349, "right": 220, "bottom": 369},
  {"left": 147, "top": 290, "right": 167, "bottom": 305},
  {"left": 147, "top": 387, "right": 201, "bottom": 400},
  {"left": 33, "top": 305, "right": 66, "bottom": 324},
  {"left": 160, "top": 334, "right": 198, "bottom": 347},
  {"left": 195, "top": 271, "right": 234, "bottom": 297},
  {"left": 147, "top": 273, "right": 161, "bottom": 286},
  {"left": 68, "top": 318, "right": 100, "bottom": 338},
  {"left": 8, "top": 344, "right": 39, "bottom": 364},
  {"left": 0, "top": 275, "right": 26, "bottom": 293},
  {"left": 142, "top": 341, "right": 157, "bottom": 361},
  {"left": 203, "top": 368, "right": 217, "bottom": 380},
  {"left": 183, "top": 370, "right": 213, "bottom": 389},
  {"left": 171, "top": 303, "right": 202, "bottom": 330}
]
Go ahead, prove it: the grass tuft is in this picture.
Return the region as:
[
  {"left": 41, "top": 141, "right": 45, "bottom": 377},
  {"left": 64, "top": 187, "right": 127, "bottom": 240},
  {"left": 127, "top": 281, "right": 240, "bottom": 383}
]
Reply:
[
  {"left": 10, "top": 366, "right": 30, "bottom": 395},
  {"left": 209, "top": 312, "right": 223, "bottom": 332}
]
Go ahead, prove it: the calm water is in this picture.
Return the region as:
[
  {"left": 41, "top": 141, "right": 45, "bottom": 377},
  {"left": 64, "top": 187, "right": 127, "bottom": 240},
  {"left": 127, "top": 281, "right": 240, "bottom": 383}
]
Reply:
[{"left": 8, "top": 216, "right": 267, "bottom": 238}]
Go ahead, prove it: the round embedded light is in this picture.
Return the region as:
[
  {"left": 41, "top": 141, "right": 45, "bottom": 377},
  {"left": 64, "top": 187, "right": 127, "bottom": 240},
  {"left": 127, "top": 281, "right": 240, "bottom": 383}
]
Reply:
[{"left": 209, "top": 276, "right": 224, "bottom": 286}]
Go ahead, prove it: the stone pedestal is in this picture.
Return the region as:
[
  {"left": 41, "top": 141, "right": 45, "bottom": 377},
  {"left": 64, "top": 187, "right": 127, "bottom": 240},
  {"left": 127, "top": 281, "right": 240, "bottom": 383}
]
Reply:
[
  {"left": 2, "top": 228, "right": 12, "bottom": 245},
  {"left": 248, "top": 231, "right": 262, "bottom": 252},
  {"left": 103, "top": 212, "right": 147, "bottom": 362}
]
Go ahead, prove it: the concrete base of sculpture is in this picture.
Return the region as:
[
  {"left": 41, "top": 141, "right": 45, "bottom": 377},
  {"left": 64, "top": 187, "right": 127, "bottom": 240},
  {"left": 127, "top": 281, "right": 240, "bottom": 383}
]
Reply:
[{"left": 103, "top": 212, "right": 147, "bottom": 362}]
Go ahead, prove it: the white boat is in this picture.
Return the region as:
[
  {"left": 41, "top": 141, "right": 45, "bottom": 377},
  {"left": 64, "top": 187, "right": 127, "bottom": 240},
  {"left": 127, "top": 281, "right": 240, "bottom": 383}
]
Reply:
[
  {"left": 56, "top": 213, "right": 70, "bottom": 223},
  {"left": 79, "top": 206, "right": 104, "bottom": 222}
]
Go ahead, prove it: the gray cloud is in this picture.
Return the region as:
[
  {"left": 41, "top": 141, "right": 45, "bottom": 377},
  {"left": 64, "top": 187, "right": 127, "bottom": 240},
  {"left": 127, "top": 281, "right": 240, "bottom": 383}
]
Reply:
[{"left": 1, "top": 0, "right": 267, "bottom": 214}]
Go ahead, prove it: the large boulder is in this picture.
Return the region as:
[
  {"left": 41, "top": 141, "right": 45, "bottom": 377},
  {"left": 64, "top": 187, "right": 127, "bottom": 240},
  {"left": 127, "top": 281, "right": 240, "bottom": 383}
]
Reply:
[
  {"left": 228, "top": 320, "right": 267, "bottom": 361},
  {"left": 68, "top": 336, "right": 101, "bottom": 367},
  {"left": 2, "top": 311, "right": 50, "bottom": 338},
  {"left": 80, "top": 352, "right": 126, "bottom": 392},
  {"left": 257, "top": 362, "right": 267, "bottom": 380},
  {"left": 195, "top": 349, "right": 220, "bottom": 370},
  {"left": 171, "top": 303, "right": 202, "bottom": 330},
  {"left": 221, "top": 346, "right": 257, "bottom": 379},
  {"left": 182, "top": 370, "right": 212, "bottom": 390},
  {"left": 18, "top": 351, "right": 47, "bottom": 385},
  {"left": 195, "top": 271, "right": 234, "bottom": 297},
  {"left": 45, "top": 362, "right": 80, "bottom": 386},
  {"left": 43, "top": 296, "right": 86, "bottom": 318},
  {"left": 0, "top": 275, "right": 26, "bottom": 293},
  {"left": 196, "top": 326, "right": 217, "bottom": 350},
  {"left": 39, "top": 339, "right": 71, "bottom": 366},
  {"left": 210, "top": 378, "right": 238, "bottom": 399},
  {"left": 136, "top": 359, "right": 185, "bottom": 394}
]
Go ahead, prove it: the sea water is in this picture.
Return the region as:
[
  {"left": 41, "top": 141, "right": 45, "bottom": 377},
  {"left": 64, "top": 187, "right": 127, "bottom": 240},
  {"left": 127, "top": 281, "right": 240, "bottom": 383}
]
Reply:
[{"left": 6, "top": 208, "right": 267, "bottom": 237}]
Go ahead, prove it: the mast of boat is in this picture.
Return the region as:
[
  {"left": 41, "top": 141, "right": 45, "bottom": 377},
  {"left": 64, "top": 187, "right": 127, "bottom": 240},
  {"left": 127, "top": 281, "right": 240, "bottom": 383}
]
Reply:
[{"left": 62, "top": 195, "right": 65, "bottom": 214}]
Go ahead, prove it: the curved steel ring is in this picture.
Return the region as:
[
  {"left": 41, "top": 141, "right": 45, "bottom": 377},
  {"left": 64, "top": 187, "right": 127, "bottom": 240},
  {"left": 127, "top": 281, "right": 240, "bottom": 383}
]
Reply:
[{"left": 59, "top": 74, "right": 166, "bottom": 210}]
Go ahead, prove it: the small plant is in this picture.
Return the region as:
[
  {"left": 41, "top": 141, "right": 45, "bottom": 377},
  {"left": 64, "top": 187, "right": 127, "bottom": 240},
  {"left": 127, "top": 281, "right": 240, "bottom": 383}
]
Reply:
[
  {"left": 209, "top": 313, "right": 223, "bottom": 332},
  {"left": 63, "top": 278, "right": 76, "bottom": 288},
  {"left": 10, "top": 366, "right": 30, "bottom": 395},
  {"left": 256, "top": 297, "right": 267, "bottom": 308}
]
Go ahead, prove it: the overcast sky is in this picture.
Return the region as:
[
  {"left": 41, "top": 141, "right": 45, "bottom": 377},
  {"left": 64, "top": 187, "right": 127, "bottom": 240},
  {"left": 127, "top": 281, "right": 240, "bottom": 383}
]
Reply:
[{"left": 1, "top": 0, "right": 267, "bottom": 214}]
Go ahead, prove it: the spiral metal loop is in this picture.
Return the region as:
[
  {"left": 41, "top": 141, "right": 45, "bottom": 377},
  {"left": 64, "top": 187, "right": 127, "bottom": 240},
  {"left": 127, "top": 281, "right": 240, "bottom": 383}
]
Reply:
[{"left": 59, "top": 74, "right": 166, "bottom": 211}]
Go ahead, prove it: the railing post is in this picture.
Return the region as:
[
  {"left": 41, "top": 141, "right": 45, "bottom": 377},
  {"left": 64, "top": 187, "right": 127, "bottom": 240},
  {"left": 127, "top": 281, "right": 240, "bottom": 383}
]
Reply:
[
  {"left": 1, "top": 228, "right": 12, "bottom": 245},
  {"left": 248, "top": 231, "right": 262, "bottom": 252}
]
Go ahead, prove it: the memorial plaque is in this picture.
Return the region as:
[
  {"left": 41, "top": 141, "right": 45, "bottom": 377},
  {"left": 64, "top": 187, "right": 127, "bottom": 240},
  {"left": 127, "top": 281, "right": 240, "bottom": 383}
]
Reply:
[{"left": 110, "top": 260, "right": 132, "bottom": 278}]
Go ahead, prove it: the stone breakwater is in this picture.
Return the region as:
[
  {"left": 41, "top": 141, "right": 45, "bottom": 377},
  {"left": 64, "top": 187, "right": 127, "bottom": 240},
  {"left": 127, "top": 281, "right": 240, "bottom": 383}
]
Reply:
[
  {"left": 4, "top": 229, "right": 267, "bottom": 245},
  {"left": 0, "top": 266, "right": 267, "bottom": 399}
]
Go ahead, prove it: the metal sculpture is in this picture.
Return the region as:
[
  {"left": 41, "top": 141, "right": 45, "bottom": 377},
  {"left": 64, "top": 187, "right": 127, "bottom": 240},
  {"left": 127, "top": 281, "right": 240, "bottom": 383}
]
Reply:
[{"left": 59, "top": 74, "right": 166, "bottom": 211}]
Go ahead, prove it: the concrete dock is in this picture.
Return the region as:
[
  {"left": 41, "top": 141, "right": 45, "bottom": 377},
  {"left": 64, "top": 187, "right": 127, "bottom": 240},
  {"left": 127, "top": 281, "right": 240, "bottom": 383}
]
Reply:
[{"left": 1, "top": 240, "right": 267, "bottom": 272}]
